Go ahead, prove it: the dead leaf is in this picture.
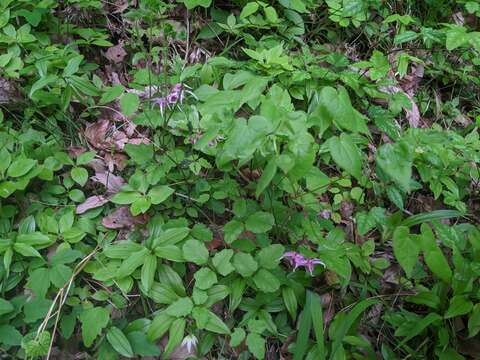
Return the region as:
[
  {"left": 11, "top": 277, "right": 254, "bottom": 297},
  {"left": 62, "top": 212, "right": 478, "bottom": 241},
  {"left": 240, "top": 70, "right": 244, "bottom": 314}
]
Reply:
[
  {"left": 91, "top": 172, "right": 125, "bottom": 193},
  {"left": 404, "top": 95, "right": 420, "bottom": 128},
  {"left": 76, "top": 195, "right": 109, "bottom": 214},
  {"left": 104, "top": 153, "right": 128, "bottom": 171},
  {"left": 67, "top": 146, "right": 87, "bottom": 159},
  {"left": 102, "top": 206, "right": 148, "bottom": 229},
  {"left": 105, "top": 43, "right": 127, "bottom": 63},
  {"left": 84, "top": 119, "right": 110, "bottom": 149}
]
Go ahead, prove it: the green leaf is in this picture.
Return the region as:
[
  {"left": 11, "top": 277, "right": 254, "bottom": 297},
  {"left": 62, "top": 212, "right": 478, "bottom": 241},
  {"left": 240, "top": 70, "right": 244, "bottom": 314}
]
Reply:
[
  {"left": 147, "top": 312, "right": 175, "bottom": 341},
  {"left": 264, "top": 6, "right": 279, "bottom": 22},
  {"left": 183, "top": 0, "right": 212, "bottom": 9},
  {"left": 329, "top": 134, "right": 362, "bottom": 180},
  {"left": 120, "top": 93, "right": 140, "bottom": 117},
  {"left": 7, "top": 158, "right": 36, "bottom": 178},
  {"left": 13, "top": 243, "right": 42, "bottom": 257},
  {"left": 396, "top": 312, "right": 442, "bottom": 348},
  {"left": 401, "top": 210, "right": 463, "bottom": 227},
  {"left": 230, "top": 327, "right": 246, "bottom": 347},
  {"left": 124, "top": 144, "right": 154, "bottom": 165},
  {"left": 71, "top": 167, "right": 88, "bottom": 186},
  {"left": 245, "top": 211, "right": 275, "bottom": 233},
  {"left": 0, "top": 325, "right": 22, "bottom": 346},
  {"left": 212, "top": 249, "right": 235, "bottom": 276},
  {"left": 127, "top": 331, "right": 161, "bottom": 357},
  {"left": 154, "top": 227, "right": 190, "bottom": 246},
  {"left": 130, "top": 196, "right": 151, "bottom": 215},
  {"left": 29, "top": 75, "right": 58, "bottom": 98},
  {"left": 141, "top": 254, "right": 157, "bottom": 291},
  {"left": 106, "top": 327, "right": 134, "bottom": 358},
  {"left": 392, "top": 226, "right": 419, "bottom": 278},
  {"left": 233, "top": 252, "right": 258, "bottom": 277},
  {"left": 257, "top": 244, "right": 284, "bottom": 269},
  {"left": 165, "top": 297, "right": 193, "bottom": 317},
  {"left": 240, "top": 2, "right": 259, "bottom": 19},
  {"left": 154, "top": 245, "right": 184, "bottom": 262},
  {"left": 294, "top": 292, "right": 312, "bottom": 360},
  {"left": 253, "top": 269, "right": 280, "bottom": 293},
  {"left": 148, "top": 185, "right": 174, "bottom": 204},
  {"left": 445, "top": 296, "right": 473, "bottom": 319},
  {"left": 63, "top": 55, "right": 83, "bottom": 77},
  {"left": 330, "top": 299, "right": 379, "bottom": 358},
  {"left": 282, "top": 287, "right": 298, "bottom": 319},
  {"left": 182, "top": 239, "right": 209, "bottom": 265},
  {"left": 100, "top": 85, "right": 124, "bottom": 105},
  {"left": 224, "top": 220, "right": 244, "bottom": 244},
  {"left": 446, "top": 27, "right": 469, "bottom": 50},
  {"left": 76, "top": 151, "right": 96, "bottom": 166},
  {"left": 111, "top": 191, "right": 142, "bottom": 204},
  {"left": 255, "top": 158, "right": 277, "bottom": 198},
  {"left": 468, "top": 303, "right": 480, "bottom": 337},
  {"left": 0, "top": 298, "right": 13, "bottom": 316},
  {"left": 309, "top": 291, "right": 325, "bottom": 359},
  {"left": 117, "top": 248, "right": 148, "bottom": 278},
  {"left": 376, "top": 142, "right": 412, "bottom": 192},
  {"left": 194, "top": 268, "right": 218, "bottom": 290},
  {"left": 246, "top": 332, "right": 265, "bottom": 359},
  {"left": 79, "top": 307, "right": 110, "bottom": 347},
  {"left": 163, "top": 318, "right": 185, "bottom": 357},
  {"left": 205, "top": 310, "right": 231, "bottom": 334},
  {"left": 420, "top": 224, "right": 452, "bottom": 283}
]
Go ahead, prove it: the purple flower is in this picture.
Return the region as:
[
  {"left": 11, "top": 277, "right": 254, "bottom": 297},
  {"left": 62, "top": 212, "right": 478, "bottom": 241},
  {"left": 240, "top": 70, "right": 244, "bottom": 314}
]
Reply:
[
  {"left": 172, "top": 83, "right": 182, "bottom": 93},
  {"left": 281, "top": 251, "right": 325, "bottom": 275},
  {"left": 152, "top": 97, "right": 167, "bottom": 110},
  {"left": 167, "top": 92, "right": 179, "bottom": 104}
]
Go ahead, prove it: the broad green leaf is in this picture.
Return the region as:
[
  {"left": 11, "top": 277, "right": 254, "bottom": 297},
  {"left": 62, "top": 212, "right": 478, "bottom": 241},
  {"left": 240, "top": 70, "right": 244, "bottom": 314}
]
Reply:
[
  {"left": 233, "top": 252, "right": 258, "bottom": 277},
  {"left": 253, "top": 269, "right": 280, "bottom": 293},
  {"left": 309, "top": 291, "right": 325, "bottom": 359},
  {"left": 194, "top": 268, "right": 218, "bottom": 290},
  {"left": 106, "top": 327, "right": 134, "bottom": 358},
  {"left": 255, "top": 158, "right": 277, "bottom": 198},
  {"left": 127, "top": 331, "right": 161, "bottom": 357},
  {"left": 154, "top": 227, "right": 190, "bottom": 246},
  {"left": 183, "top": 0, "right": 211, "bottom": 9},
  {"left": 154, "top": 245, "right": 184, "bottom": 262},
  {"left": 71, "top": 167, "right": 88, "bottom": 186},
  {"left": 245, "top": 211, "right": 275, "bottom": 233},
  {"left": 224, "top": 220, "right": 244, "bottom": 244},
  {"left": 392, "top": 226, "right": 418, "bottom": 278},
  {"left": 163, "top": 318, "right": 185, "bottom": 358},
  {"left": 376, "top": 142, "right": 412, "bottom": 192},
  {"left": 445, "top": 296, "right": 473, "bottom": 319},
  {"left": 13, "top": 243, "right": 42, "bottom": 257},
  {"left": 420, "top": 224, "right": 452, "bottom": 283},
  {"left": 7, "top": 158, "right": 36, "bottom": 178},
  {"left": 147, "top": 312, "right": 175, "bottom": 341},
  {"left": 148, "top": 185, "right": 174, "bottom": 204},
  {"left": 29, "top": 75, "right": 58, "bottom": 98},
  {"left": 329, "top": 133, "right": 362, "bottom": 180},
  {"left": 395, "top": 312, "right": 441, "bottom": 347},
  {"left": 468, "top": 304, "right": 480, "bottom": 338},
  {"left": 79, "top": 307, "right": 110, "bottom": 347},
  {"left": 120, "top": 93, "right": 140, "bottom": 116},
  {"left": 204, "top": 310, "right": 231, "bottom": 334},
  {"left": 130, "top": 196, "right": 151, "bottom": 215},
  {"left": 240, "top": 2, "right": 259, "bottom": 19},
  {"left": 401, "top": 210, "right": 463, "bottom": 227},
  {"left": 111, "top": 191, "right": 142, "bottom": 204},
  {"left": 117, "top": 248, "right": 148, "bottom": 278},
  {"left": 182, "top": 239, "right": 209, "bottom": 265},
  {"left": 230, "top": 327, "right": 246, "bottom": 347},
  {"left": 165, "top": 297, "right": 193, "bottom": 317},
  {"left": 330, "top": 299, "right": 379, "bottom": 358},
  {"left": 0, "top": 325, "right": 22, "bottom": 346},
  {"left": 212, "top": 249, "right": 235, "bottom": 276},
  {"left": 257, "top": 244, "right": 284, "bottom": 269},
  {"left": 141, "top": 254, "right": 157, "bottom": 291},
  {"left": 0, "top": 298, "right": 13, "bottom": 316},
  {"left": 246, "top": 332, "right": 265, "bottom": 359},
  {"left": 282, "top": 287, "right": 298, "bottom": 319}
]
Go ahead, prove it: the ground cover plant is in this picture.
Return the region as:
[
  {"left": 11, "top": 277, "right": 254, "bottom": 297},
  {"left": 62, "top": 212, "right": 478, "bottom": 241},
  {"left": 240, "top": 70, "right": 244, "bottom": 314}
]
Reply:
[{"left": 0, "top": 0, "right": 480, "bottom": 359}]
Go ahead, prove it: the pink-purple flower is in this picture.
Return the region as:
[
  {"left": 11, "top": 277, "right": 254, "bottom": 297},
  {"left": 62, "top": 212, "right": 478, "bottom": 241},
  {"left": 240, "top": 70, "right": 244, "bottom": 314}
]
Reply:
[
  {"left": 281, "top": 251, "right": 325, "bottom": 275},
  {"left": 151, "top": 83, "right": 185, "bottom": 114}
]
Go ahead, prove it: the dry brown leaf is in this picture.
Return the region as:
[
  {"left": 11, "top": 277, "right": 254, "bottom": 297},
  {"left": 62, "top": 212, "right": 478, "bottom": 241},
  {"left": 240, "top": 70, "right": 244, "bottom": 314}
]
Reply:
[
  {"left": 76, "top": 195, "right": 109, "bottom": 214},
  {"left": 91, "top": 172, "right": 125, "bottom": 193},
  {"left": 104, "top": 153, "right": 128, "bottom": 171},
  {"left": 102, "top": 206, "right": 148, "bottom": 229},
  {"left": 105, "top": 43, "right": 127, "bottom": 63},
  {"left": 84, "top": 119, "right": 110, "bottom": 149},
  {"left": 67, "top": 146, "right": 87, "bottom": 159}
]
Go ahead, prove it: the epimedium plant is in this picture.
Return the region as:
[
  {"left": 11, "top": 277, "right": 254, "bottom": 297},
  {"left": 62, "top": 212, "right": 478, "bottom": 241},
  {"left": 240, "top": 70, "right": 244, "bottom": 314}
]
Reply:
[{"left": 0, "top": 0, "right": 480, "bottom": 359}]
